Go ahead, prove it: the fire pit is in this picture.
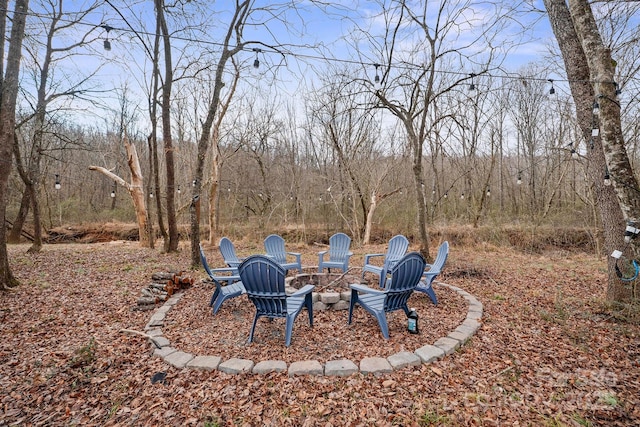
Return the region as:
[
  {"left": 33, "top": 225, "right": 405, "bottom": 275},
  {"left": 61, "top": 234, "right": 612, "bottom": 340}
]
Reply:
[{"left": 284, "top": 271, "right": 363, "bottom": 311}]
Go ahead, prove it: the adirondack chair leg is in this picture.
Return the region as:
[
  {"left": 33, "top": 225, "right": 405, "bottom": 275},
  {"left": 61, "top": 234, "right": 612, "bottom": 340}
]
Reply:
[
  {"left": 347, "top": 290, "right": 358, "bottom": 324},
  {"left": 248, "top": 313, "right": 260, "bottom": 343},
  {"left": 209, "top": 288, "right": 220, "bottom": 308},
  {"left": 424, "top": 286, "right": 438, "bottom": 305},
  {"left": 374, "top": 312, "right": 390, "bottom": 339},
  {"left": 304, "top": 293, "right": 314, "bottom": 327}
]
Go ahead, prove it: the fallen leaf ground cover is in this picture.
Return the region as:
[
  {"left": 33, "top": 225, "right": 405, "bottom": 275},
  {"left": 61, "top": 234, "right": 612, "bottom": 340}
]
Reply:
[{"left": 1, "top": 240, "right": 639, "bottom": 426}]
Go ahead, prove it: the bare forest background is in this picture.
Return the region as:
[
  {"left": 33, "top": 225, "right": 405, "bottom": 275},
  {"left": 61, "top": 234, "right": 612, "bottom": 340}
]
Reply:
[{"left": 2, "top": 1, "right": 640, "bottom": 290}]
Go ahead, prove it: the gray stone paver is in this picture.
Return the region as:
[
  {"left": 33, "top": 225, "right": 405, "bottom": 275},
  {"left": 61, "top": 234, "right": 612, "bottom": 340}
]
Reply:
[
  {"left": 288, "top": 360, "right": 323, "bottom": 376},
  {"left": 153, "top": 346, "right": 177, "bottom": 358},
  {"left": 388, "top": 351, "right": 422, "bottom": 370},
  {"left": 150, "top": 336, "right": 170, "bottom": 348},
  {"left": 253, "top": 360, "right": 287, "bottom": 374},
  {"left": 218, "top": 358, "right": 254, "bottom": 374},
  {"left": 187, "top": 355, "right": 222, "bottom": 371},
  {"left": 360, "top": 357, "right": 393, "bottom": 375},
  {"left": 146, "top": 280, "right": 482, "bottom": 375},
  {"left": 434, "top": 336, "right": 461, "bottom": 355},
  {"left": 414, "top": 344, "right": 445, "bottom": 363},
  {"left": 164, "top": 351, "right": 194, "bottom": 368},
  {"left": 325, "top": 359, "right": 358, "bottom": 376}
]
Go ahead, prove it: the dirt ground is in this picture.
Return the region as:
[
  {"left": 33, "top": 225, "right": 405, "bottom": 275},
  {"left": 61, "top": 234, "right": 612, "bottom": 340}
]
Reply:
[{"left": 1, "top": 239, "right": 639, "bottom": 426}]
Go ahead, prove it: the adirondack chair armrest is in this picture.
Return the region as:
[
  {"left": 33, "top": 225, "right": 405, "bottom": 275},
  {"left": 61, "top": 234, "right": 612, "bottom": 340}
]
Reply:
[
  {"left": 350, "top": 283, "right": 385, "bottom": 296},
  {"left": 210, "top": 267, "right": 237, "bottom": 274},
  {"left": 364, "top": 253, "right": 384, "bottom": 264},
  {"left": 210, "top": 276, "right": 241, "bottom": 287},
  {"left": 318, "top": 250, "right": 328, "bottom": 257},
  {"left": 287, "top": 251, "right": 302, "bottom": 258},
  {"left": 290, "top": 284, "right": 315, "bottom": 297}
]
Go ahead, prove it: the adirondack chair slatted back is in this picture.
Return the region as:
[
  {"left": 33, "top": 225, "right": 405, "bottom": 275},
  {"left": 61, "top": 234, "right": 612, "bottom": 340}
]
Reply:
[
  {"left": 239, "top": 255, "right": 288, "bottom": 318},
  {"left": 329, "top": 233, "right": 351, "bottom": 261},
  {"left": 384, "top": 234, "right": 410, "bottom": 270},
  {"left": 219, "top": 237, "right": 241, "bottom": 268},
  {"left": 431, "top": 241, "right": 449, "bottom": 272},
  {"left": 199, "top": 245, "right": 216, "bottom": 278},
  {"left": 384, "top": 252, "right": 427, "bottom": 311},
  {"left": 264, "top": 234, "right": 287, "bottom": 264}
]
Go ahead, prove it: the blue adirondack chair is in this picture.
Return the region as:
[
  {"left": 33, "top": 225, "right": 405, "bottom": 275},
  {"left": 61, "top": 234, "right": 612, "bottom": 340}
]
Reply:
[
  {"left": 361, "top": 234, "right": 410, "bottom": 288},
  {"left": 415, "top": 241, "right": 449, "bottom": 305},
  {"left": 219, "top": 237, "right": 243, "bottom": 274},
  {"left": 199, "top": 244, "right": 245, "bottom": 315},
  {"left": 348, "top": 252, "right": 426, "bottom": 339},
  {"left": 238, "top": 255, "right": 314, "bottom": 347},
  {"left": 318, "top": 232, "right": 353, "bottom": 273},
  {"left": 263, "top": 234, "right": 302, "bottom": 274}
]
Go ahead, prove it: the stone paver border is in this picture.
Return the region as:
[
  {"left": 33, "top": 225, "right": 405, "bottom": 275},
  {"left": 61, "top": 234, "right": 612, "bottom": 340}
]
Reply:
[{"left": 144, "top": 282, "right": 482, "bottom": 376}]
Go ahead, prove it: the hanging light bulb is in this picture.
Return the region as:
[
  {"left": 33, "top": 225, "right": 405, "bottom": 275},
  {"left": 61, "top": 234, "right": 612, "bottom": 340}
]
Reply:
[
  {"left": 486, "top": 187, "right": 491, "bottom": 197},
  {"left": 469, "top": 73, "right": 476, "bottom": 91},
  {"left": 192, "top": 179, "right": 197, "bottom": 187},
  {"left": 548, "top": 79, "right": 555, "bottom": 95},
  {"left": 517, "top": 172, "right": 522, "bottom": 185},
  {"left": 177, "top": 186, "right": 181, "bottom": 194},
  {"left": 571, "top": 148, "right": 578, "bottom": 159},
  {"left": 592, "top": 100, "right": 600, "bottom": 115},
  {"left": 460, "top": 192, "right": 465, "bottom": 200},
  {"left": 149, "top": 191, "right": 154, "bottom": 198},
  {"left": 373, "top": 63, "right": 380, "bottom": 84},
  {"left": 101, "top": 24, "right": 113, "bottom": 51},
  {"left": 253, "top": 48, "right": 261, "bottom": 68},
  {"left": 111, "top": 182, "right": 116, "bottom": 198},
  {"left": 444, "top": 192, "right": 448, "bottom": 199},
  {"left": 55, "top": 174, "right": 61, "bottom": 190},
  {"left": 614, "top": 82, "right": 622, "bottom": 96},
  {"left": 604, "top": 169, "right": 611, "bottom": 186},
  {"left": 592, "top": 125, "right": 599, "bottom": 137}
]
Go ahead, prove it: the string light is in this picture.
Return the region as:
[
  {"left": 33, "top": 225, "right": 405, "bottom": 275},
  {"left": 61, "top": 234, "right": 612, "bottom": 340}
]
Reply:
[
  {"left": 570, "top": 148, "right": 578, "bottom": 159},
  {"left": 604, "top": 168, "right": 611, "bottom": 186},
  {"left": 192, "top": 179, "right": 197, "bottom": 187},
  {"left": 110, "top": 181, "right": 116, "bottom": 198},
  {"left": 469, "top": 73, "right": 476, "bottom": 91},
  {"left": 592, "top": 99, "right": 600, "bottom": 115},
  {"left": 460, "top": 192, "right": 465, "bottom": 200},
  {"left": 55, "top": 174, "right": 61, "bottom": 190},
  {"left": 486, "top": 187, "right": 491, "bottom": 197},
  {"left": 373, "top": 63, "right": 380, "bottom": 84},
  {"left": 101, "top": 24, "right": 113, "bottom": 51},
  {"left": 548, "top": 79, "right": 555, "bottom": 95},
  {"left": 253, "top": 48, "right": 261, "bottom": 68},
  {"left": 614, "top": 82, "right": 622, "bottom": 96},
  {"left": 177, "top": 186, "right": 181, "bottom": 194},
  {"left": 0, "top": 7, "right": 627, "bottom": 91},
  {"left": 517, "top": 172, "right": 522, "bottom": 185}
]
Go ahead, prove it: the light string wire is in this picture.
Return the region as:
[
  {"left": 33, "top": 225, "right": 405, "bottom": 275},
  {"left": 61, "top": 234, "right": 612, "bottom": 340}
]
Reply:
[{"left": 2, "top": 7, "right": 636, "bottom": 87}]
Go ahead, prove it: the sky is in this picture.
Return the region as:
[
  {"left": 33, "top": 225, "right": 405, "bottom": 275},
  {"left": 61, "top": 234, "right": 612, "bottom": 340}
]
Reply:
[{"left": 17, "top": 0, "right": 638, "bottom": 132}]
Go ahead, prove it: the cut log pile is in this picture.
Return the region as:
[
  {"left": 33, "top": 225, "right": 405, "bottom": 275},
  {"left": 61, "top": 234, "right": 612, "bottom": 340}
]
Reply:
[{"left": 135, "top": 271, "right": 194, "bottom": 311}]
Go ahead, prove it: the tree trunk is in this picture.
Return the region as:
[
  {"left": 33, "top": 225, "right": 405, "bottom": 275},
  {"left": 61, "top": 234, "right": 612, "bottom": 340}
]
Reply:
[
  {"left": 559, "top": 0, "right": 636, "bottom": 303},
  {"left": 88, "top": 135, "right": 149, "bottom": 247},
  {"left": 7, "top": 185, "right": 30, "bottom": 243},
  {"left": 208, "top": 141, "right": 221, "bottom": 246},
  {"left": 0, "top": 0, "right": 29, "bottom": 290},
  {"left": 155, "top": 0, "right": 178, "bottom": 252}
]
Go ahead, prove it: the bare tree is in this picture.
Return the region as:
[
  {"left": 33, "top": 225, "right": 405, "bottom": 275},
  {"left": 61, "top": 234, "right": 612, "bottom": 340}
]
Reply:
[
  {"left": 545, "top": 0, "right": 636, "bottom": 303},
  {"left": 0, "top": 0, "right": 29, "bottom": 290}
]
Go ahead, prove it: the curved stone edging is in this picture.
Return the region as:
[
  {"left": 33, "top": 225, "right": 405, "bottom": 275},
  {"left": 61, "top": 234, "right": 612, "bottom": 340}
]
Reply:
[{"left": 144, "top": 282, "right": 483, "bottom": 376}]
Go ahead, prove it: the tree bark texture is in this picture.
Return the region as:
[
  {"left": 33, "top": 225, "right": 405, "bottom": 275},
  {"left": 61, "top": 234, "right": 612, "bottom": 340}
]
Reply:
[
  {"left": 88, "top": 136, "right": 149, "bottom": 247},
  {"left": 0, "top": 0, "right": 29, "bottom": 290},
  {"left": 559, "top": 0, "right": 636, "bottom": 302}
]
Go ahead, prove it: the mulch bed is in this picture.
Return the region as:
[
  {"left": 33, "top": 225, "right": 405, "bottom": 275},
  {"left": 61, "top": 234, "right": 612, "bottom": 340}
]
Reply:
[
  {"left": 163, "top": 276, "right": 467, "bottom": 364},
  {"left": 2, "top": 241, "right": 639, "bottom": 426}
]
